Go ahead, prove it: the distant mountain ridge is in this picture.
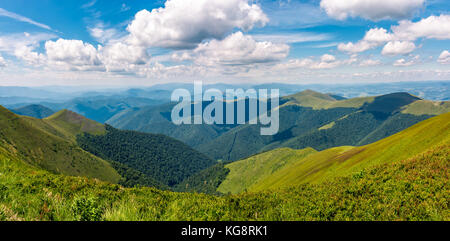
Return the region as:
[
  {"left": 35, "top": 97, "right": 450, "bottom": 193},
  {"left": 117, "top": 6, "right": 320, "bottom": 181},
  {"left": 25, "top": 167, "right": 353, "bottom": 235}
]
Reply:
[
  {"left": 11, "top": 104, "right": 55, "bottom": 119},
  {"left": 109, "top": 90, "right": 450, "bottom": 162}
]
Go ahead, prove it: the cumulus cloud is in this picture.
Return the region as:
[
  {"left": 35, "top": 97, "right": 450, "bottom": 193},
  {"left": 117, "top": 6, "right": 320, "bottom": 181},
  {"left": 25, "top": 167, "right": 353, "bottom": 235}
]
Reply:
[
  {"left": 45, "top": 39, "right": 103, "bottom": 70},
  {"left": 175, "top": 32, "right": 289, "bottom": 66},
  {"left": 381, "top": 41, "right": 416, "bottom": 55},
  {"left": 320, "top": 0, "right": 425, "bottom": 21},
  {"left": 14, "top": 45, "right": 46, "bottom": 65},
  {"left": 99, "top": 42, "right": 149, "bottom": 72},
  {"left": 392, "top": 15, "right": 450, "bottom": 40},
  {"left": 0, "top": 32, "right": 55, "bottom": 66},
  {"left": 338, "top": 28, "right": 393, "bottom": 53},
  {"left": 0, "top": 54, "right": 6, "bottom": 67},
  {"left": 126, "top": 0, "right": 268, "bottom": 49},
  {"left": 338, "top": 15, "right": 450, "bottom": 55},
  {"left": 438, "top": 50, "right": 450, "bottom": 64}
]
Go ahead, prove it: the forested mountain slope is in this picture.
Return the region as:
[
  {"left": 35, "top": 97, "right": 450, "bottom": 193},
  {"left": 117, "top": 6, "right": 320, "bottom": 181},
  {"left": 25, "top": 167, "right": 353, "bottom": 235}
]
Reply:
[{"left": 77, "top": 125, "right": 217, "bottom": 187}]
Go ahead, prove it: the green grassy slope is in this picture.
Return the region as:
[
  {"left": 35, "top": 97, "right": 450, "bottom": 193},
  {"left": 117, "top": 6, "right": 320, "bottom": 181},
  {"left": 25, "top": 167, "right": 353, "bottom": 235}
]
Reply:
[
  {"left": 0, "top": 138, "right": 447, "bottom": 221},
  {"left": 45, "top": 110, "right": 106, "bottom": 140},
  {"left": 401, "top": 100, "right": 450, "bottom": 116},
  {"left": 21, "top": 109, "right": 105, "bottom": 143},
  {"left": 283, "top": 90, "right": 375, "bottom": 109},
  {"left": 250, "top": 112, "right": 450, "bottom": 192},
  {"left": 218, "top": 148, "right": 317, "bottom": 194},
  {"left": 0, "top": 106, "right": 120, "bottom": 183}
]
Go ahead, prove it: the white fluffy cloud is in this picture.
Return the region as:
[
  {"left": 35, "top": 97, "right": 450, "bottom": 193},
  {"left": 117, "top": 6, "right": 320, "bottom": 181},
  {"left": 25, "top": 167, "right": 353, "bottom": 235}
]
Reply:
[
  {"left": 14, "top": 45, "right": 46, "bottom": 65},
  {"left": 0, "top": 54, "right": 6, "bottom": 67},
  {"left": 338, "top": 28, "right": 393, "bottom": 53},
  {"left": 45, "top": 39, "right": 103, "bottom": 70},
  {"left": 99, "top": 42, "right": 149, "bottom": 72},
  {"left": 438, "top": 50, "right": 450, "bottom": 64},
  {"left": 175, "top": 32, "right": 289, "bottom": 66},
  {"left": 339, "top": 15, "right": 450, "bottom": 55},
  {"left": 392, "top": 15, "right": 450, "bottom": 40},
  {"left": 320, "top": 0, "right": 425, "bottom": 21},
  {"left": 126, "top": 0, "right": 268, "bottom": 49},
  {"left": 0, "top": 32, "right": 55, "bottom": 66},
  {"left": 381, "top": 41, "right": 416, "bottom": 55}
]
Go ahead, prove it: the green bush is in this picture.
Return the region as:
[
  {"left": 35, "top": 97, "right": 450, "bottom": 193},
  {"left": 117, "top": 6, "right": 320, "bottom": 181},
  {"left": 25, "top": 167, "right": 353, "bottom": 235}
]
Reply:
[{"left": 71, "top": 196, "right": 104, "bottom": 221}]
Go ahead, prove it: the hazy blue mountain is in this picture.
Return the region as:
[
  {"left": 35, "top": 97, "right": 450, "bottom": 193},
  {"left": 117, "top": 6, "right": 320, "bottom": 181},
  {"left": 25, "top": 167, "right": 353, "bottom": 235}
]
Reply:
[
  {"left": 11, "top": 104, "right": 55, "bottom": 118},
  {"left": 41, "top": 96, "right": 162, "bottom": 123}
]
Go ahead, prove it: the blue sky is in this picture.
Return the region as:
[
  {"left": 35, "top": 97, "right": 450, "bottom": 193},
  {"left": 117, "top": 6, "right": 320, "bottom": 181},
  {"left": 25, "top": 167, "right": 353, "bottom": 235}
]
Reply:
[{"left": 0, "top": 0, "right": 449, "bottom": 86}]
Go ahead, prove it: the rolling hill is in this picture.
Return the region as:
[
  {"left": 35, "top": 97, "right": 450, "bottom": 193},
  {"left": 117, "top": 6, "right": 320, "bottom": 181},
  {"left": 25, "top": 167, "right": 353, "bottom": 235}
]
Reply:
[
  {"left": 218, "top": 112, "right": 450, "bottom": 193},
  {"left": 0, "top": 106, "right": 120, "bottom": 183}
]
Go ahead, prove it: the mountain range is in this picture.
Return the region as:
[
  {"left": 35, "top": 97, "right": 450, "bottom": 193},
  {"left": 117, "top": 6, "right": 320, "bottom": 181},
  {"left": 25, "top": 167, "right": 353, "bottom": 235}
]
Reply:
[
  {"left": 108, "top": 90, "right": 449, "bottom": 162},
  {"left": 0, "top": 104, "right": 447, "bottom": 220},
  {"left": 0, "top": 88, "right": 448, "bottom": 221}
]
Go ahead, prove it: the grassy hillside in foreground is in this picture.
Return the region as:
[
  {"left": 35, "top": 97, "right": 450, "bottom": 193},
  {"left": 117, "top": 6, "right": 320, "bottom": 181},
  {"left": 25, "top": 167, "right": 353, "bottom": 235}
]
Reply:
[
  {"left": 249, "top": 112, "right": 450, "bottom": 192},
  {"left": 0, "top": 106, "right": 120, "bottom": 183},
  {"left": 0, "top": 138, "right": 447, "bottom": 221},
  {"left": 217, "top": 148, "right": 317, "bottom": 194}
]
